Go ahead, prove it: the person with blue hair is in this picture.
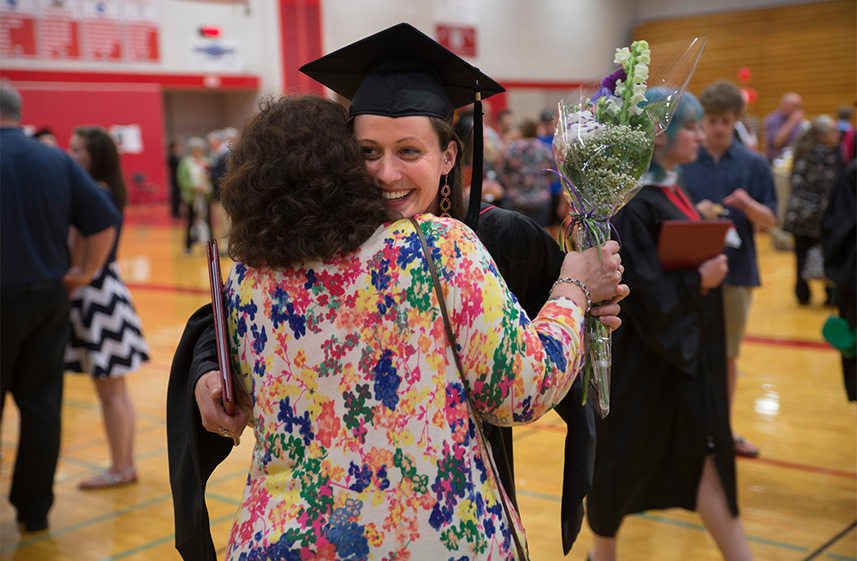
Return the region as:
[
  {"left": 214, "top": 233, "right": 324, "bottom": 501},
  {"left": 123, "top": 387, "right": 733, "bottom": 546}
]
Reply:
[{"left": 585, "top": 91, "right": 754, "bottom": 561}]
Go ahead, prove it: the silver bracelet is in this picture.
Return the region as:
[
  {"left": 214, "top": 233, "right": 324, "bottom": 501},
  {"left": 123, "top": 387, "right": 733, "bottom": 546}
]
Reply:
[{"left": 551, "top": 277, "right": 591, "bottom": 314}]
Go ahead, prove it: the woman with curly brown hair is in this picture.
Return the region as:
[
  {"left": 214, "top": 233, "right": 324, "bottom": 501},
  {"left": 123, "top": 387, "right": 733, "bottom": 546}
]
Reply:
[
  {"left": 169, "top": 93, "right": 622, "bottom": 560},
  {"left": 169, "top": 24, "right": 628, "bottom": 560}
]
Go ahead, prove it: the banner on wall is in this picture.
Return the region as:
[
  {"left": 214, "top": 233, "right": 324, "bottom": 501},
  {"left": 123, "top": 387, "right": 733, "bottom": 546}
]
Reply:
[
  {"left": 1, "top": 0, "right": 160, "bottom": 62},
  {"left": 123, "top": 0, "right": 159, "bottom": 61},
  {"left": 1, "top": 0, "right": 38, "bottom": 58},
  {"left": 83, "top": 0, "right": 122, "bottom": 60},
  {"left": 38, "top": 0, "right": 82, "bottom": 59},
  {"left": 434, "top": 0, "right": 478, "bottom": 58}
]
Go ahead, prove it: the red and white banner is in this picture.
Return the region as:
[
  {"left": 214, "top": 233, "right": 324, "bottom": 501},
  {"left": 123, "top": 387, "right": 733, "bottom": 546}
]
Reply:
[
  {"left": 83, "top": 0, "right": 121, "bottom": 60},
  {"left": 1, "top": 0, "right": 38, "bottom": 58},
  {"left": 434, "top": 0, "right": 478, "bottom": 57},
  {"left": 122, "top": 0, "right": 159, "bottom": 61},
  {"left": 38, "top": 0, "right": 82, "bottom": 59}
]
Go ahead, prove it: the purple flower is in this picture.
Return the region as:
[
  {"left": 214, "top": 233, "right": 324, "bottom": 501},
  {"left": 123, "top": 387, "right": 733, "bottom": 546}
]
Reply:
[
  {"left": 590, "top": 68, "right": 627, "bottom": 103},
  {"left": 602, "top": 67, "right": 627, "bottom": 91}
]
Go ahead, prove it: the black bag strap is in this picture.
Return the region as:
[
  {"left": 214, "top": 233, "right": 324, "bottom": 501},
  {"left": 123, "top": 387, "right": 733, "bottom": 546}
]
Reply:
[{"left": 408, "top": 217, "right": 529, "bottom": 561}]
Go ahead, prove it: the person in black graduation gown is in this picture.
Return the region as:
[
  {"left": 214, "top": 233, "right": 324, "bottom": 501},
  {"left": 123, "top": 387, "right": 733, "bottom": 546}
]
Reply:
[
  {"left": 168, "top": 23, "right": 628, "bottom": 561},
  {"left": 586, "top": 92, "right": 754, "bottom": 561},
  {"left": 821, "top": 159, "right": 857, "bottom": 401}
]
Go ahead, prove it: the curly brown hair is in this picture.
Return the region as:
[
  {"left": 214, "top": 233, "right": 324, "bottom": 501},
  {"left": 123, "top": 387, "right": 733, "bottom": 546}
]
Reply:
[{"left": 221, "top": 95, "right": 390, "bottom": 269}]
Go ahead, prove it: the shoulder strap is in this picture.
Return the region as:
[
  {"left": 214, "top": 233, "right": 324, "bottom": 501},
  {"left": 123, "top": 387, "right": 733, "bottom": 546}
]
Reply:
[{"left": 408, "top": 217, "right": 529, "bottom": 561}]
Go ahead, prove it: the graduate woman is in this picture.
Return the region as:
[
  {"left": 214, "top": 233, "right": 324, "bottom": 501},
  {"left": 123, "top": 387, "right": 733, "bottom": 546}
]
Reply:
[
  {"left": 585, "top": 92, "right": 754, "bottom": 561},
  {"left": 168, "top": 24, "right": 627, "bottom": 560}
]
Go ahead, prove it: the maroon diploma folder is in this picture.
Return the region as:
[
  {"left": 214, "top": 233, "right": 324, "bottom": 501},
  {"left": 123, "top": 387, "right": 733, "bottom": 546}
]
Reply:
[
  {"left": 657, "top": 219, "right": 732, "bottom": 272},
  {"left": 206, "top": 239, "right": 234, "bottom": 415}
]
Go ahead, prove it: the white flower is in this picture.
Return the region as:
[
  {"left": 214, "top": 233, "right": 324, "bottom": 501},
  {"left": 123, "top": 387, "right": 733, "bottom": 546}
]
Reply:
[
  {"left": 634, "top": 64, "right": 649, "bottom": 83},
  {"left": 604, "top": 98, "right": 622, "bottom": 118},
  {"left": 564, "top": 110, "right": 604, "bottom": 141},
  {"left": 614, "top": 47, "right": 631, "bottom": 66}
]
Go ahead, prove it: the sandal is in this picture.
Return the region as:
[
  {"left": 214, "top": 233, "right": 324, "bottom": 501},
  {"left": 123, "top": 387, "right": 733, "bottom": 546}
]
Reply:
[
  {"left": 78, "top": 466, "right": 138, "bottom": 490},
  {"left": 734, "top": 435, "right": 760, "bottom": 458}
]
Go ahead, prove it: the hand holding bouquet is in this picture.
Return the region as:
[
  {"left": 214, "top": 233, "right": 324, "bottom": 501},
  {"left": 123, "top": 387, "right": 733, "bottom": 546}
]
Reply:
[{"left": 552, "top": 38, "right": 706, "bottom": 418}]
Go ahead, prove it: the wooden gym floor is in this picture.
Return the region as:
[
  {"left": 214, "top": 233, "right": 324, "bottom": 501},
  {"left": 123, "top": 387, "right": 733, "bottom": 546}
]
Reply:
[{"left": 1, "top": 205, "right": 854, "bottom": 560}]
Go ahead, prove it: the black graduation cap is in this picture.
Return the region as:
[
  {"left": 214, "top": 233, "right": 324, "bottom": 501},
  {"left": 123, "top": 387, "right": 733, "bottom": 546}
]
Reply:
[{"left": 299, "top": 22, "right": 505, "bottom": 229}]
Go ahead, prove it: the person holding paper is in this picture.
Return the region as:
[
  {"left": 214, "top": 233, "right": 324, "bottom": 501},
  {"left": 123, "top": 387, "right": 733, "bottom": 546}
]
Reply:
[
  {"left": 169, "top": 23, "right": 628, "bottom": 560},
  {"left": 183, "top": 93, "right": 622, "bottom": 561},
  {"left": 586, "top": 92, "right": 754, "bottom": 561}
]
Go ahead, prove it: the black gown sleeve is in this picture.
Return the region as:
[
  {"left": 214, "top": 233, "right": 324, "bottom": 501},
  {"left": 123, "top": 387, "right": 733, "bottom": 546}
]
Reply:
[
  {"left": 167, "top": 304, "right": 228, "bottom": 561},
  {"left": 612, "top": 201, "right": 705, "bottom": 377},
  {"left": 822, "top": 160, "right": 857, "bottom": 289},
  {"left": 478, "top": 205, "right": 595, "bottom": 554}
]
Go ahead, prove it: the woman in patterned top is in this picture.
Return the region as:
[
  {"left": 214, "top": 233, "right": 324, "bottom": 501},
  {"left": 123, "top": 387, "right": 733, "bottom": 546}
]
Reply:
[
  {"left": 214, "top": 94, "right": 621, "bottom": 560},
  {"left": 169, "top": 24, "right": 628, "bottom": 560}
]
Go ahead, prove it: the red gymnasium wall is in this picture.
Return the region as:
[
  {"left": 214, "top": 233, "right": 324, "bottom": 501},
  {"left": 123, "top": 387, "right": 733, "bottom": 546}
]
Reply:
[{"left": 13, "top": 82, "right": 166, "bottom": 205}]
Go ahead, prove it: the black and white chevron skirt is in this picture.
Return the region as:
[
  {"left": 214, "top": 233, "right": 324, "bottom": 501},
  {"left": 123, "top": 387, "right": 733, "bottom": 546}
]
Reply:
[{"left": 65, "top": 262, "right": 150, "bottom": 379}]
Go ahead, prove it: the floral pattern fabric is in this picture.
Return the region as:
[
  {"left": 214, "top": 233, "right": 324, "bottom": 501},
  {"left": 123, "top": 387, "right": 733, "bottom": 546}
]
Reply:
[{"left": 224, "top": 215, "right": 584, "bottom": 561}]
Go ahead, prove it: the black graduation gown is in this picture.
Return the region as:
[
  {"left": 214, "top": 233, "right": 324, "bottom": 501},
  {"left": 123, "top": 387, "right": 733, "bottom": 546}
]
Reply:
[
  {"left": 167, "top": 203, "right": 595, "bottom": 559},
  {"left": 821, "top": 160, "right": 857, "bottom": 401},
  {"left": 586, "top": 185, "right": 738, "bottom": 537}
]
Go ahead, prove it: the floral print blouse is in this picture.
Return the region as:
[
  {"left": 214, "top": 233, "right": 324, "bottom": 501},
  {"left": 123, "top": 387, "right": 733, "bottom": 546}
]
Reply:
[{"left": 224, "top": 215, "right": 584, "bottom": 561}]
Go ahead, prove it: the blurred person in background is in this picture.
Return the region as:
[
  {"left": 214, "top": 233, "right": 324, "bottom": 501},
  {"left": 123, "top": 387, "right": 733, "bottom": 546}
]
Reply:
[
  {"left": 498, "top": 118, "right": 555, "bottom": 226},
  {"left": 65, "top": 127, "right": 150, "bottom": 489},
  {"left": 763, "top": 92, "right": 808, "bottom": 163},
  {"left": 496, "top": 107, "right": 519, "bottom": 143},
  {"left": 32, "top": 127, "right": 58, "bottom": 147},
  {"left": 1, "top": 83, "right": 119, "bottom": 532},
  {"left": 167, "top": 140, "right": 183, "bottom": 218},
  {"left": 587, "top": 91, "right": 753, "bottom": 561},
  {"left": 536, "top": 108, "right": 564, "bottom": 239},
  {"left": 836, "top": 104, "right": 855, "bottom": 162},
  {"left": 209, "top": 127, "right": 237, "bottom": 251},
  {"left": 822, "top": 160, "right": 857, "bottom": 402},
  {"left": 782, "top": 115, "right": 844, "bottom": 306},
  {"left": 680, "top": 80, "right": 778, "bottom": 459},
  {"left": 178, "top": 136, "right": 212, "bottom": 254}
]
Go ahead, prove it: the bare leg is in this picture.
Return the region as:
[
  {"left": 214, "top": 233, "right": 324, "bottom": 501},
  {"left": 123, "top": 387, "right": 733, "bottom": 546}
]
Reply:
[
  {"left": 696, "top": 456, "right": 754, "bottom": 561},
  {"left": 590, "top": 533, "right": 618, "bottom": 561},
  {"left": 93, "top": 376, "right": 136, "bottom": 473}
]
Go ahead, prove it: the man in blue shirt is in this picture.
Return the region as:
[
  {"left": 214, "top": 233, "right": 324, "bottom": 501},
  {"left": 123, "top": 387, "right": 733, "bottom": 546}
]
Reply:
[
  {"left": 0, "top": 83, "right": 120, "bottom": 532},
  {"left": 679, "top": 80, "right": 778, "bottom": 458}
]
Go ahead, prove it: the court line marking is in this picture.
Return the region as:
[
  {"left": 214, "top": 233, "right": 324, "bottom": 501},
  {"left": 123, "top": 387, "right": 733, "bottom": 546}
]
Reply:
[
  {"left": 517, "top": 489, "right": 851, "bottom": 557},
  {"left": 0, "top": 469, "right": 248, "bottom": 556},
  {"left": 801, "top": 520, "right": 857, "bottom": 561},
  {"left": 512, "top": 424, "right": 856, "bottom": 479}
]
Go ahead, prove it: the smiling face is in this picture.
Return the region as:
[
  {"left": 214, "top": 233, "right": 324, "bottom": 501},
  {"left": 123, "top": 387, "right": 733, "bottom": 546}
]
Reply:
[
  {"left": 68, "top": 133, "right": 92, "bottom": 172},
  {"left": 353, "top": 114, "right": 457, "bottom": 219}
]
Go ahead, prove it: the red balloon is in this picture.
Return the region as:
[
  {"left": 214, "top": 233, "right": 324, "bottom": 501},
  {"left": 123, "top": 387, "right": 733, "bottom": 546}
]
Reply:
[
  {"left": 737, "top": 67, "right": 752, "bottom": 83},
  {"left": 746, "top": 88, "right": 758, "bottom": 104}
]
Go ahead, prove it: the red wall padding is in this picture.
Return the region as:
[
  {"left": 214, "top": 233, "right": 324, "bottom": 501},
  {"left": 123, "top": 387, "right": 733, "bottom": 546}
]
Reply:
[{"left": 16, "top": 83, "right": 167, "bottom": 205}]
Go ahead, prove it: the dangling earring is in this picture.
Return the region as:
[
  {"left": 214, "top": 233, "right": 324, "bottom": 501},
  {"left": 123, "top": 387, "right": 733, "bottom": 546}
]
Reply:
[{"left": 440, "top": 174, "right": 452, "bottom": 217}]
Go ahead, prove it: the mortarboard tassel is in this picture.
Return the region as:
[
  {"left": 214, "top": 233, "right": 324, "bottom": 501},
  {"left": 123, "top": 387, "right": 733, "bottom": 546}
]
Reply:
[{"left": 464, "top": 77, "right": 483, "bottom": 230}]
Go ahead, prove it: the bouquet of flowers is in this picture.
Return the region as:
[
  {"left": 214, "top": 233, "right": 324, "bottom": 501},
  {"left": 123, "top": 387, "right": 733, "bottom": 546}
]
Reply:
[{"left": 552, "top": 38, "right": 706, "bottom": 418}]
